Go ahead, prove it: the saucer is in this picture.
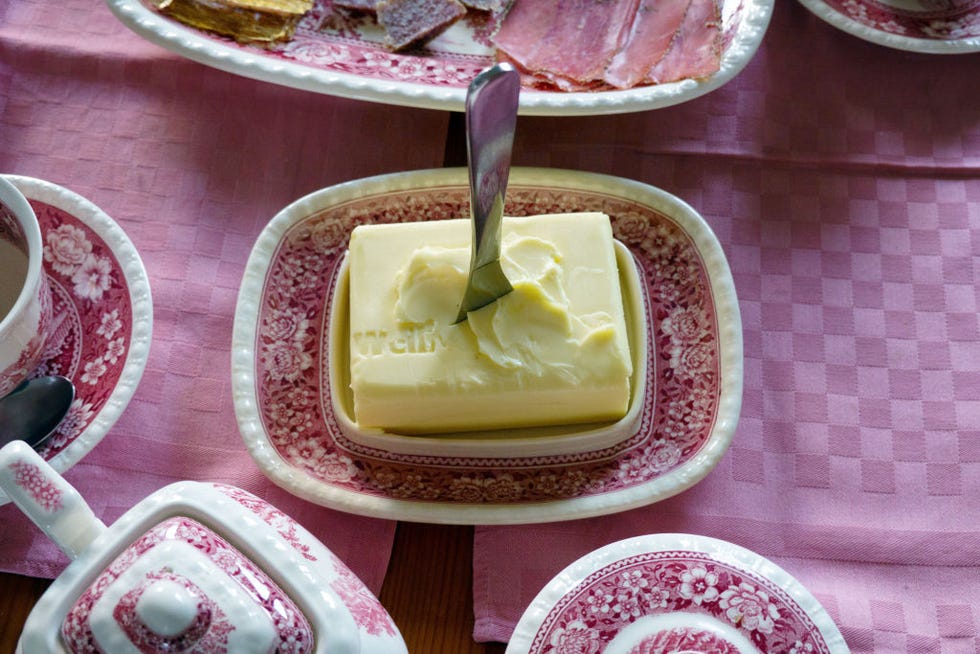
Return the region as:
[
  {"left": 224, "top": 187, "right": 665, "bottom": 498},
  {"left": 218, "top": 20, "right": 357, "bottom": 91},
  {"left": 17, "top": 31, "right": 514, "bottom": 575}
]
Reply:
[
  {"left": 798, "top": 0, "right": 980, "bottom": 53},
  {"left": 0, "top": 176, "right": 152, "bottom": 504},
  {"left": 507, "top": 533, "right": 849, "bottom": 653},
  {"left": 232, "top": 167, "right": 742, "bottom": 525}
]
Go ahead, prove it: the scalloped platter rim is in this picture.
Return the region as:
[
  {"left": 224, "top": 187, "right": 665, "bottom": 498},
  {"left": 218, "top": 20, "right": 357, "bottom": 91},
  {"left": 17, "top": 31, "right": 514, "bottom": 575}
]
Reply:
[{"left": 104, "top": 0, "right": 774, "bottom": 116}]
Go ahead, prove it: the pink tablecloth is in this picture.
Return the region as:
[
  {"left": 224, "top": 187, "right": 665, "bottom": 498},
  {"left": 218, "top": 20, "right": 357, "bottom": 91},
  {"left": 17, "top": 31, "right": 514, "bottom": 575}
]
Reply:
[
  {"left": 0, "top": 0, "right": 449, "bottom": 590},
  {"left": 474, "top": 4, "right": 980, "bottom": 652}
]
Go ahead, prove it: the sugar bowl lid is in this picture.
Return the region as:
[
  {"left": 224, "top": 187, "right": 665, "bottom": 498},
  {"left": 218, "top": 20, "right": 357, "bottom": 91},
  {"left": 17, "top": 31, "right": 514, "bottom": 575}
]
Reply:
[
  {"left": 59, "top": 515, "right": 315, "bottom": 652},
  {"left": 0, "top": 441, "right": 405, "bottom": 653}
]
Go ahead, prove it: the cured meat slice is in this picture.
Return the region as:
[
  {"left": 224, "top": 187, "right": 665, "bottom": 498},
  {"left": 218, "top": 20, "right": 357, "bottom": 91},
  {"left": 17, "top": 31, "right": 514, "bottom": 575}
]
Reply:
[
  {"left": 603, "top": 0, "right": 691, "bottom": 89},
  {"left": 493, "top": 0, "right": 640, "bottom": 84},
  {"left": 647, "top": 0, "right": 722, "bottom": 84}
]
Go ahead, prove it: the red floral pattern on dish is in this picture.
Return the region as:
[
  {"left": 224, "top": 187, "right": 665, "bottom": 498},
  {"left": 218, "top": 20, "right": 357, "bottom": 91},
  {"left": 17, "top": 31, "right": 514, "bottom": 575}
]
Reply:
[
  {"left": 627, "top": 628, "right": 741, "bottom": 654},
  {"left": 254, "top": 185, "right": 720, "bottom": 504},
  {"left": 530, "top": 552, "right": 830, "bottom": 654},
  {"left": 329, "top": 561, "right": 399, "bottom": 637},
  {"left": 822, "top": 0, "right": 980, "bottom": 38},
  {"left": 7, "top": 460, "right": 64, "bottom": 512},
  {"left": 141, "top": 0, "right": 750, "bottom": 91},
  {"left": 61, "top": 517, "right": 313, "bottom": 654},
  {"left": 211, "top": 485, "right": 398, "bottom": 636},
  {"left": 0, "top": 285, "right": 52, "bottom": 397},
  {"left": 213, "top": 483, "right": 317, "bottom": 561},
  {"left": 25, "top": 200, "right": 134, "bottom": 460}
]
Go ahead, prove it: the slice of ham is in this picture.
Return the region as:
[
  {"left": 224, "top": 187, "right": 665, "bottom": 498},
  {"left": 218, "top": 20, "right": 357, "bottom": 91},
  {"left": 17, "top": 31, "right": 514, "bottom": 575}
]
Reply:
[
  {"left": 603, "top": 0, "right": 692, "bottom": 89},
  {"left": 493, "top": 0, "right": 640, "bottom": 85},
  {"left": 646, "top": 0, "right": 722, "bottom": 84}
]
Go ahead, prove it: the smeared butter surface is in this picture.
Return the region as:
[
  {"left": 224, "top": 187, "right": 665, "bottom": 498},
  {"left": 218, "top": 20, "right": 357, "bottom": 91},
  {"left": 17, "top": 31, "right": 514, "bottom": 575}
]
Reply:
[{"left": 347, "top": 213, "right": 632, "bottom": 433}]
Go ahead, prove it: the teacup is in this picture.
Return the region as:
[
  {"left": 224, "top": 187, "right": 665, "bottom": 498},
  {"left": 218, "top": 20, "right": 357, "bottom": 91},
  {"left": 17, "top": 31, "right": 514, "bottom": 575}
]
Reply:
[
  {"left": 0, "top": 175, "right": 52, "bottom": 398},
  {"left": 0, "top": 441, "right": 408, "bottom": 654}
]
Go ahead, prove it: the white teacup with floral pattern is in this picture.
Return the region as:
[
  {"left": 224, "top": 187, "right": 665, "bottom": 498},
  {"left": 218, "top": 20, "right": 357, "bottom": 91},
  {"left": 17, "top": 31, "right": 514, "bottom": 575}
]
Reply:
[
  {"left": 0, "top": 440, "right": 407, "bottom": 654},
  {"left": 0, "top": 175, "right": 52, "bottom": 398}
]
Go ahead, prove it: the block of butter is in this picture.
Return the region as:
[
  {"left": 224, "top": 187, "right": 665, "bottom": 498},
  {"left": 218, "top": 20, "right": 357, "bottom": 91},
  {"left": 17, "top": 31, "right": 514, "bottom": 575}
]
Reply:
[{"left": 346, "top": 212, "right": 633, "bottom": 434}]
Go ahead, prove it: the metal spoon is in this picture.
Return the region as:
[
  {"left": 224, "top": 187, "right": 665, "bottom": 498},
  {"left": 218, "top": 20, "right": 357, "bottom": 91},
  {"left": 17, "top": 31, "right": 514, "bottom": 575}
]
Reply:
[
  {"left": 0, "top": 375, "right": 75, "bottom": 450},
  {"left": 454, "top": 62, "right": 521, "bottom": 324}
]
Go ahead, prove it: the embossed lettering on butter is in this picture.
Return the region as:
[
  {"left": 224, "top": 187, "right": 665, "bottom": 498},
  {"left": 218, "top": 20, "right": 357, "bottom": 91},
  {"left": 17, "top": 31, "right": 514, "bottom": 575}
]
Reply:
[{"left": 347, "top": 213, "right": 632, "bottom": 434}]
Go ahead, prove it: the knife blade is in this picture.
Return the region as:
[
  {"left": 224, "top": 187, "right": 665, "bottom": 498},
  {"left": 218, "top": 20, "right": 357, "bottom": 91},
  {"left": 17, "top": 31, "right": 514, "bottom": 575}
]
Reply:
[{"left": 454, "top": 63, "right": 520, "bottom": 324}]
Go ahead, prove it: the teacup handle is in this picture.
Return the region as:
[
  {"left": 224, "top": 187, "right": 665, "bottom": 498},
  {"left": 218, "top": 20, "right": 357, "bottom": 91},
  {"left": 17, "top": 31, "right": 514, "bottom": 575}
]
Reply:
[{"left": 0, "top": 441, "right": 106, "bottom": 559}]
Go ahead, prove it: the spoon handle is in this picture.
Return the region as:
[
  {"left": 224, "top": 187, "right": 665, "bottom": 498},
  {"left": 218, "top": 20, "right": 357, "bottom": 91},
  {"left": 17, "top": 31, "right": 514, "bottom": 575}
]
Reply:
[{"left": 0, "top": 440, "right": 106, "bottom": 559}]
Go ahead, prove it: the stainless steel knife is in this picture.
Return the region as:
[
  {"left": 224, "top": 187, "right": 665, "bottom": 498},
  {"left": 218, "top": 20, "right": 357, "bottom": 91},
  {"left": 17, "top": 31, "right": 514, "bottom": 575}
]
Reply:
[{"left": 454, "top": 63, "right": 520, "bottom": 324}]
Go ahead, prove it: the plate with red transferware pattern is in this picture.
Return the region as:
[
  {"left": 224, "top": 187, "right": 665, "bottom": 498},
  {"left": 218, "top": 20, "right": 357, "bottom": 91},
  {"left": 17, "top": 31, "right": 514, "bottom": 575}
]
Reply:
[
  {"left": 798, "top": 0, "right": 980, "bottom": 53},
  {"left": 231, "top": 168, "right": 742, "bottom": 525},
  {"left": 104, "top": 0, "right": 773, "bottom": 116},
  {"left": 507, "top": 533, "right": 850, "bottom": 654},
  {"left": 0, "top": 176, "right": 152, "bottom": 506}
]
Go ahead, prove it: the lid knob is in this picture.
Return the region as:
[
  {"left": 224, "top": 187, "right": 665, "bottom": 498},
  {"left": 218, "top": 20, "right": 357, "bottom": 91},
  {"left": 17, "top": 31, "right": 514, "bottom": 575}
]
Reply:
[{"left": 135, "top": 579, "right": 201, "bottom": 638}]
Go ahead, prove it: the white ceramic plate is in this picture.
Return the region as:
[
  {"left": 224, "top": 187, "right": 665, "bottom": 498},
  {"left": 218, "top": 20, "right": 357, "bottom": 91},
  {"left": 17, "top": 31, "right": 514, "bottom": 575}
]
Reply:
[
  {"left": 0, "top": 176, "right": 152, "bottom": 505},
  {"left": 508, "top": 533, "right": 850, "bottom": 653},
  {"left": 231, "top": 167, "right": 742, "bottom": 525},
  {"left": 104, "top": 0, "right": 774, "bottom": 116},
  {"left": 798, "top": 0, "right": 980, "bottom": 53}
]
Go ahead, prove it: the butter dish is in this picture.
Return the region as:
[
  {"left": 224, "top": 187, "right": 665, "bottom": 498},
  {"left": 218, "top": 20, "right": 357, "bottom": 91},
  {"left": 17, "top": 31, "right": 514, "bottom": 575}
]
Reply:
[{"left": 232, "top": 167, "right": 742, "bottom": 525}]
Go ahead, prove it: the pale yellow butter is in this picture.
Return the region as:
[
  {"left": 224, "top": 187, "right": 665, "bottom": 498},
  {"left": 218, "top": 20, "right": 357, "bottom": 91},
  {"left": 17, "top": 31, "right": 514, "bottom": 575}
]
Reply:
[{"left": 346, "top": 213, "right": 632, "bottom": 434}]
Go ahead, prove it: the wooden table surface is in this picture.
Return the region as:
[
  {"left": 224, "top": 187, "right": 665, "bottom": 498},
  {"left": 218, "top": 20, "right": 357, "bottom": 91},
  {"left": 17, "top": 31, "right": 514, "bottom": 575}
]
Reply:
[{"left": 0, "top": 521, "right": 508, "bottom": 653}]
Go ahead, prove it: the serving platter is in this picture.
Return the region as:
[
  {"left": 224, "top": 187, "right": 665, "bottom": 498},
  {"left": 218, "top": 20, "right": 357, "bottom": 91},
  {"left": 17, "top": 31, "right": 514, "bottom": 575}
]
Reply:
[
  {"left": 104, "top": 0, "right": 774, "bottom": 116},
  {"left": 507, "top": 533, "right": 849, "bottom": 653},
  {"left": 0, "top": 176, "right": 152, "bottom": 505},
  {"left": 232, "top": 168, "right": 741, "bottom": 525},
  {"left": 798, "top": 0, "right": 980, "bottom": 53}
]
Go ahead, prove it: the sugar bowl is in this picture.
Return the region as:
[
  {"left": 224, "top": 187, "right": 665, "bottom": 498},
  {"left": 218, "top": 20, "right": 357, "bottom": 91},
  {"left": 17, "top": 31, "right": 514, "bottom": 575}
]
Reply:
[{"left": 0, "top": 440, "right": 407, "bottom": 653}]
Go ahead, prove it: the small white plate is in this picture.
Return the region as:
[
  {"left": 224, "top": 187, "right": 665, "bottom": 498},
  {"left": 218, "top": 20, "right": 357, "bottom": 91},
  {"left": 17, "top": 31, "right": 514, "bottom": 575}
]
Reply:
[
  {"left": 798, "top": 0, "right": 980, "bottom": 53},
  {"left": 508, "top": 533, "right": 850, "bottom": 653},
  {"left": 0, "top": 176, "right": 152, "bottom": 505},
  {"left": 104, "top": 0, "right": 773, "bottom": 116},
  {"left": 232, "top": 168, "right": 742, "bottom": 525}
]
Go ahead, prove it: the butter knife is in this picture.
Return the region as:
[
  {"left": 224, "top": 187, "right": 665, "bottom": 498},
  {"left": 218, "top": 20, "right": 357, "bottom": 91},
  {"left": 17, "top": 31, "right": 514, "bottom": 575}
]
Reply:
[{"left": 454, "top": 63, "right": 520, "bottom": 324}]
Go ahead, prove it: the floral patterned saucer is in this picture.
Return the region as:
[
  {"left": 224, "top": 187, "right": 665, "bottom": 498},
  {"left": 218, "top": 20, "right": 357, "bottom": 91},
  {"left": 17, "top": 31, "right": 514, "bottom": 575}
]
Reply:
[
  {"left": 0, "top": 176, "right": 152, "bottom": 505},
  {"left": 103, "top": 0, "right": 774, "bottom": 116},
  {"left": 232, "top": 168, "right": 742, "bottom": 525},
  {"left": 798, "top": 0, "right": 980, "bottom": 52},
  {"left": 507, "top": 534, "right": 850, "bottom": 654}
]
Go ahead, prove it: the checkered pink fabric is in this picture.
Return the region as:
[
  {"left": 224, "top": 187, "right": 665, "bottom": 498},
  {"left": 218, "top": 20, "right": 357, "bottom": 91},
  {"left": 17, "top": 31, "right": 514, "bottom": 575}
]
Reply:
[
  {"left": 0, "top": 0, "right": 448, "bottom": 590},
  {"left": 474, "top": 4, "right": 980, "bottom": 652}
]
